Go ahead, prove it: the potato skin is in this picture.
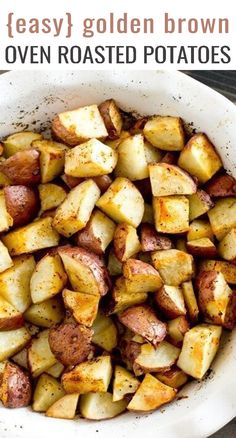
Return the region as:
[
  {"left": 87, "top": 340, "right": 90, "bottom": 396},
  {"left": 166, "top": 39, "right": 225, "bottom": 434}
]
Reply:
[
  {"left": 0, "top": 149, "right": 40, "bottom": 185},
  {"left": 224, "top": 291, "right": 236, "bottom": 330},
  {"left": 4, "top": 185, "right": 39, "bottom": 227},
  {"left": 49, "top": 322, "right": 93, "bottom": 366},
  {"left": 205, "top": 174, "right": 236, "bottom": 197},
  {"left": 155, "top": 286, "right": 186, "bottom": 319},
  {"left": 0, "top": 363, "right": 31, "bottom": 408},
  {"left": 98, "top": 99, "right": 122, "bottom": 139},
  {"left": 118, "top": 305, "right": 167, "bottom": 346},
  {"left": 140, "top": 224, "right": 173, "bottom": 252},
  {"left": 0, "top": 314, "right": 24, "bottom": 331},
  {"left": 92, "top": 175, "right": 113, "bottom": 193},
  {"left": 161, "top": 152, "right": 178, "bottom": 165},
  {"left": 52, "top": 115, "right": 78, "bottom": 146}
]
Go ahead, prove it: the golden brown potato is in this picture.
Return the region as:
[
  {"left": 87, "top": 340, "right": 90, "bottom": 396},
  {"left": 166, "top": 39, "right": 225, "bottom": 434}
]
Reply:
[
  {"left": 187, "top": 219, "right": 214, "bottom": 242},
  {"left": 115, "top": 134, "right": 149, "bottom": 181},
  {"left": 76, "top": 209, "right": 116, "bottom": 255},
  {"left": 205, "top": 174, "right": 236, "bottom": 197},
  {"left": 0, "top": 190, "right": 13, "bottom": 232},
  {"left": 3, "top": 131, "right": 43, "bottom": 157},
  {"left": 2, "top": 217, "right": 60, "bottom": 256},
  {"left": 199, "top": 259, "right": 236, "bottom": 285},
  {"left": 33, "top": 139, "right": 68, "bottom": 184},
  {"left": 182, "top": 281, "right": 199, "bottom": 323},
  {"left": 62, "top": 355, "right": 112, "bottom": 394},
  {"left": 46, "top": 393, "right": 79, "bottom": 420},
  {"left": 155, "top": 286, "right": 186, "bottom": 319},
  {"left": 153, "top": 195, "right": 189, "bottom": 234},
  {"left": 98, "top": 99, "right": 123, "bottom": 139},
  {"left": 177, "top": 324, "right": 222, "bottom": 379},
  {"left": 24, "top": 298, "right": 64, "bottom": 328},
  {"left": 0, "top": 149, "right": 40, "bottom": 185},
  {"left": 107, "top": 248, "right": 123, "bottom": 276},
  {"left": 189, "top": 189, "right": 214, "bottom": 221},
  {"left": 143, "top": 140, "right": 163, "bottom": 163},
  {"left": 96, "top": 177, "right": 144, "bottom": 228},
  {"left": 113, "top": 365, "right": 139, "bottom": 401},
  {"left": 49, "top": 322, "right": 93, "bottom": 366},
  {"left": 58, "top": 246, "right": 111, "bottom": 296},
  {"left": 152, "top": 250, "right": 194, "bottom": 286},
  {"left": 52, "top": 105, "right": 108, "bottom": 146},
  {"left": 218, "top": 228, "right": 236, "bottom": 261},
  {"left": 140, "top": 223, "right": 173, "bottom": 252},
  {"left": 167, "top": 316, "right": 190, "bottom": 346},
  {"left": 208, "top": 198, "right": 236, "bottom": 240},
  {"left": 178, "top": 133, "right": 222, "bottom": 183},
  {"left": 143, "top": 116, "right": 185, "bottom": 151},
  {"left": 123, "top": 258, "right": 163, "bottom": 293},
  {"left": 156, "top": 366, "right": 188, "bottom": 389},
  {"left": 28, "top": 330, "right": 57, "bottom": 377},
  {"left": 0, "top": 296, "right": 24, "bottom": 330},
  {"left": 0, "top": 362, "right": 31, "bottom": 408},
  {"left": 107, "top": 277, "right": 147, "bottom": 314},
  {"left": 46, "top": 362, "right": 64, "bottom": 379},
  {"left": 32, "top": 373, "right": 65, "bottom": 412},
  {"left": 12, "top": 347, "right": 29, "bottom": 370},
  {"left": 53, "top": 179, "right": 100, "bottom": 237},
  {"left": 186, "top": 238, "right": 217, "bottom": 258},
  {"left": 63, "top": 289, "right": 99, "bottom": 327},
  {"left": 149, "top": 163, "right": 196, "bottom": 197},
  {"left": 0, "top": 327, "right": 31, "bottom": 362},
  {"left": 92, "top": 312, "right": 117, "bottom": 351},
  {"left": 197, "top": 271, "right": 233, "bottom": 327},
  {"left": 38, "top": 183, "right": 67, "bottom": 212},
  {"left": 134, "top": 341, "right": 180, "bottom": 373},
  {"left": 118, "top": 305, "right": 167, "bottom": 346},
  {"left": 113, "top": 223, "right": 141, "bottom": 262},
  {"left": 80, "top": 392, "right": 128, "bottom": 420},
  {"left": 127, "top": 373, "right": 177, "bottom": 412},
  {"left": 105, "top": 130, "right": 130, "bottom": 150},
  {"left": 0, "top": 240, "right": 13, "bottom": 273},
  {"left": 4, "top": 185, "right": 39, "bottom": 227}
]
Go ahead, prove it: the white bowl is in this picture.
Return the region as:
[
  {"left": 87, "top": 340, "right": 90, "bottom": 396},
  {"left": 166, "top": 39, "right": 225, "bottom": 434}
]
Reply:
[{"left": 0, "top": 70, "right": 236, "bottom": 438}]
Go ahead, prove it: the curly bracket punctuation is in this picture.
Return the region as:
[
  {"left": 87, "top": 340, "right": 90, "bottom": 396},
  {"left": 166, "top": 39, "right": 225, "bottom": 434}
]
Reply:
[{"left": 6, "top": 12, "right": 73, "bottom": 38}]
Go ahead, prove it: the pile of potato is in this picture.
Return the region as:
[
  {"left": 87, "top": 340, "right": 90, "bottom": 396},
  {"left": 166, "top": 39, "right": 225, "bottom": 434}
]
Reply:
[{"left": 0, "top": 99, "right": 235, "bottom": 420}]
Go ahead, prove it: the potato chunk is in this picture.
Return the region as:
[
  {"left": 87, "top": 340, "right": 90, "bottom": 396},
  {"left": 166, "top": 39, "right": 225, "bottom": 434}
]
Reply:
[
  {"left": 76, "top": 209, "right": 116, "bottom": 255},
  {"left": 3, "top": 131, "right": 43, "bottom": 157},
  {"left": 135, "top": 342, "right": 180, "bottom": 373},
  {"left": 62, "top": 356, "right": 112, "bottom": 394},
  {"left": 182, "top": 281, "right": 199, "bottom": 323},
  {"left": 80, "top": 392, "right": 127, "bottom": 420},
  {"left": 33, "top": 374, "right": 65, "bottom": 412},
  {"left": 0, "top": 296, "right": 24, "bottom": 330},
  {"left": 52, "top": 104, "right": 108, "bottom": 146},
  {"left": 0, "top": 149, "right": 41, "bottom": 185},
  {"left": 0, "top": 327, "right": 31, "bottom": 361},
  {"left": 143, "top": 116, "right": 185, "bottom": 151},
  {"left": 177, "top": 324, "right": 222, "bottom": 379},
  {"left": 28, "top": 330, "right": 57, "bottom": 377},
  {"left": 113, "top": 366, "right": 139, "bottom": 401},
  {"left": 187, "top": 238, "right": 217, "bottom": 258},
  {"left": 46, "top": 393, "right": 79, "bottom": 420},
  {"left": 0, "top": 190, "right": 13, "bottom": 233},
  {"left": 199, "top": 260, "right": 236, "bottom": 285},
  {"left": 39, "top": 183, "right": 67, "bottom": 212},
  {"left": 205, "top": 174, "right": 236, "bottom": 197},
  {"left": 0, "top": 240, "right": 12, "bottom": 273},
  {"left": 24, "top": 298, "right": 64, "bottom": 328},
  {"left": 167, "top": 316, "right": 190, "bottom": 345},
  {"left": 99, "top": 99, "right": 123, "bottom": 139},
  {"left": 152, "top": 250, "right": 194, "bottom": 286},
  {"left": 115, "top": 134, "right": 149, "bottom": 181},
  {"left": 155, "top": 286, "right": 186, "bottom": 319},
  {"left": 149, "top": 163, "right": 196, "bottom": 197},
  {"left": 187, "top": 219, "right": 214, "bottom": 241},
  {"left": 140, "top": 223, "right": 173, "bottom": 252},
  {"left": 156, "top": 366, "right": 188, "bottom": 389},
  {"left": 107, "top": 277, "right": 147, "bottom": 314},
  {"left": 96, "top": 177, "right": 144, "bottom": 227},
  {"left": 153, "top": 195, "right": 189, "bottom": 233},
  {"left": 189, "top": 189, "right": 214, "bottom": 221},
  {"left": 58, "top": 246, "right": 110, "bottom": 296},
  {"left": 4, "top": 185, "right": 39, "bottom": 227},
  {"left": 123, "top": 258, "right": 163, "bottom": 293},
  {"left": 30, "top": 254, "right": 67, "bottom": 304},
  {"left": 218, "top": 228, "right": 236, "bottom": 261},
  {"left": 0, "top": 255, "right": 35, "bottom": 312},
  {"left": 127, "top": 373, "right": 177, "bottom": 412},
  {"left": 0, "top": 362, "right": 31, "bottom": 408},
  {"left": 53, "top": 179, "right": 100, "bottom": 237},
  {"left": 63, "top": 289, "right": 99, "bottom": 327},
  {"left": 178, "top": 133, "right": 222, "bottom": 183},
  {"left": 92, "top": 312, "right": 117, "bottom": 351},
  {"left": 114, "top": 223, "right": 141, "bottom": 262},
  {"left": 32, "top": 139, "right": 68, "bottom": 183},
  {"left": 208, "top": 198, "right": 236, "bottom": 240},
  {"left": 2, "top": 217, "right": 60, "bottom": 256}
]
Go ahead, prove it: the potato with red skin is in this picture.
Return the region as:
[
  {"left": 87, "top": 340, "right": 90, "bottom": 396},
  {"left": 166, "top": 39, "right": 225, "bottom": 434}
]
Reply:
[
  {"left": 224, "top": 291, "right": 236, "bottom": 330},
  {"left": 0, "top": 362, "right": 31, "bottom": 408},
  {"left": 0, "top": 149, "right": 40, "bottom": 185},
  {"left": 155, "top": 286, "right": 187, "bottom": 319},
  {"left": 61, "top": 174, "right": 84, "bottom": 189},
  {"left": 4, "top": 186, "right": 39, "bottom": 227},
  {"left": 161, "top": 152, "right": 178, "bottom": 165},
  {"left": 123, "top": 258, "right": 163, "bottom": 293},
  {"left": 140, "top": 223, "right": 173, "bottom": 252},
  {"left": 114, "top": 223, "right": 141, "bottom": 262},
  {"left": 92, "top": 175, "right": 113, "bottom": 193},
  {"left": 186, "top": 238, "right": 217, "bottom": 258},
  {"left": 118, "top": 305, "right": 167, "bottom": 347},
  {"left": 98, "top": 99, "right": 123, "bottom": 140},
  {"left": 167, "top": 316, "right": 190, "bottom": 347},
  {"left": 119, "top": 338, "right": 142, "bottom": 372},
  {"left": 205, "top": 174, "right": 236, "bottom": 197},
  {"left": 49, "top": 322, "right": 93, "bottom": 366},
  {"left": 0, "top": 296, "right": 24, "bottom": 330}
]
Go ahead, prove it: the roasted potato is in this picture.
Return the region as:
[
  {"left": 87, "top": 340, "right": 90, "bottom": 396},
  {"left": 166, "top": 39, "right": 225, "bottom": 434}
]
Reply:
[
  {"left": 80, "top": 392, "right": 127, "bottom": 420},
  {"left": 76, "top": 209, "right": 116, "bottom": 255},
  {"left": 152, "top": 250, "right": 194, "bottom": 286},
  {"left": 39, "top": 183, "right": 67, "bottom": 212},
  {"left": 4, "top": 185, "right": 39, "bottom": 227},
  {"left": 127, "top": 373, "right": 177, "bottom": 412},
  {"left": 63, "top": 289, "right": 99, "bottom": 327},
  {"left": 53, "top": 179, "right": 100, "bottom": 237},
  {"left": 92, "top": 312, "right": 117, "bottom": 351},
  {"left": 3, "top": 131, "right": 43, "bottom": 157},
  {"left": 65, "top": 139, "right": 117, "bottom": 178},
  {"left": 105, "top": 130, "right": 130, "bottom": 150},
  {"left": 61, "top": 173, "right": 83, "bottom": 189},
  {"left": 208, "top": 198, "right": 236, "bottom": 240},
  {"left": 0, "top": 296, "right": 24, "bottom": 330},
  {"left": 32, "top": 139, "right": 68, "bottom": 184},
  {"left": 0, "top": 189, "right": 13, "bottom": 232},
  {"left": 0, "top": 327, "right": 31, "bottom": 361},
  {"left": 218, "top": 228, "right": 236, "bottom": 261},
  {"left": 189, "top": 189, "right": 214, "bottom": 221},
  {"left": 143, "top": 116, "right": 185, "bottom": 151},
  {"left": 52, "top": 104, "right": 108, "bottom": 146},
  {"left": 12, "top": 347, "right": 29, "bottom": 370},
  {"left": 46, "top": 362, "right": 64, "bottom": 378},
  {"left": 140, "top": 223, "right": 173, "bottom": 252},
  {"left": 149, "top": 163, "right": 196, "bottom": 197},
  {"left": 153, "top": 195, "right": 189, "bottom": 234},
  {"left": 177, "top": 324, "right": 222, "bottom": 379},
  {"left": 2, "top": 217, "right": 60, "bottom": 256},
  {"left": 98, "top": 99, "right": 123, "bottom": 139},
  {"left": 0, "top": 255, "right": 35, "bottom": 312},
  {"left": 46, "top": 393, "right": 79, "bottom": 420},
  {"left": 113, "top": 365, "right": 139, "bottom": 402},
  {"left": 0, "top": 240, "right": 13, "bottom": 273},
  {"left": 205, "top": 174, "right": 236, "bottom": 197},
  {"left": 24, "top": 298, "right": 64, "bottom": 328},
  {"left": 107, "top": 277, "right": 148, "bottom": 314},
  {"left": 0, "top": 149, "right": 40, "bottom": 185},
  {"left": 113, "top": 223, "right": 141, "bottom": 262},
  {"left": 58, "top": 246, "right": 111, "bottom": 296},
  {"left": 156, "top": 366, "right": 188, "bottom": 389},
  {"left": 178, "top": 133, "right": 222, "bottom": 183},
  {"left": 197, "top": 271, "right": 233, "bottom": 326},
  {"left": 167, "top": 316, "right": 190, "bottom": 346},
  {"left": 187, "top": 219, "right": 214, "bottom": 242},
  {"left": 49, "top": 322, "right": 93, "bottom": 366},
  {"left": 115, "top": 134, "right": 149, "bottom": 181},
  {"left": 96, "top": 177, "right": 144, "bottom": 228},
  {"left": 0, "top": 362, "right": 31, "bottom": 408},
  {"left": 143, "top": 140, "right": 163, "bottom": 163},
  {"left": 155, "top": 286, "right": 186, "bottom": 319},
  {"left": 134, "top": 341, "right": 180, "bottom": 373},
  {"left": 107, "top": 248, "right": 123, "bottom": 276},
  {"left": 199, "top": 259, "right": 236, "bottom": 285},
  {"left": 182, "top": 281, "right": 199, "bottom": 323},
  {"left": 123, "top": 258, "right": 163, "bottom": 293},
  {"left": 33, "top": 373, "right": 65, "bottom": 412},
  {"left": 161, "top": 151, "right": 178, "bottom": 164},
  {"left": 30, "top": 254, "right": 67, "bottom": 304},
  {"left": 186, "top": 238, "right": 217, "bottom": 258},
  {"left": 118, "top": 305, "right": 167, "bottom": 346},
  {"left": 62, "top": 355, "right": 112, "bottom": 394},
  {"left": 28, "top": 329, "right": 57, "bottom": 377}
]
